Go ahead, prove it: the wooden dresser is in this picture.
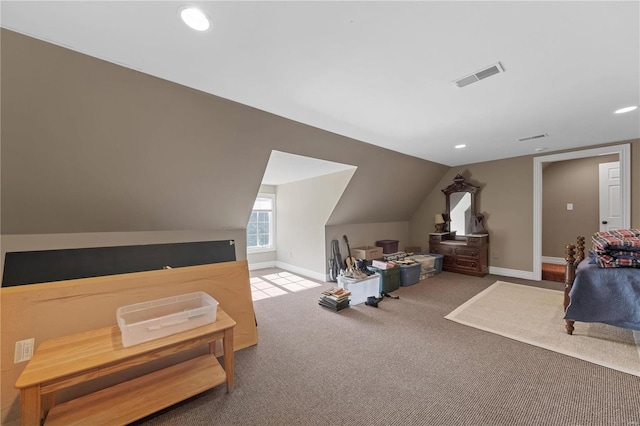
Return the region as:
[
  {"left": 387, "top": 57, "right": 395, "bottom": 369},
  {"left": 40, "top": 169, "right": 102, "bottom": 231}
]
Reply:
[{"left": 429, "top": 232, "right": 489, "bottom": 277}]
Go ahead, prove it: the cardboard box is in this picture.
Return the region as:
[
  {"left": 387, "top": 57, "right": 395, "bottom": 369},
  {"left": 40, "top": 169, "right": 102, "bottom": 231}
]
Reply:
[
  {"left": 371, "top": 259, "right": 390, "bottom": 269},
  {"left": 352, "top": 246, "right": 383, "bottom": 260}
]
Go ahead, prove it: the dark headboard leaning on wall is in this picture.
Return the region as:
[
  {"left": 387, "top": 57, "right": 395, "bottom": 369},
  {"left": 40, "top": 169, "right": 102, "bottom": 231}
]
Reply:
[{"left": 2, "top": 240, "right": 237, "bottom": 287}]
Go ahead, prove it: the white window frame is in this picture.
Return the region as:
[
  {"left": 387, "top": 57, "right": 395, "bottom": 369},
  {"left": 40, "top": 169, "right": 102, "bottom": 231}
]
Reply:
[{"left": 246, "top": 193, "right": 276, "bottom": 253}]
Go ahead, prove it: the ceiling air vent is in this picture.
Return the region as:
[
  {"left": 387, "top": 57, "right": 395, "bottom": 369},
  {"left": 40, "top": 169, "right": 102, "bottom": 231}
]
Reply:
[
  {"left": 453, "top": 62, "right": 505, "bottom": 88},
  {"left": 518, "top": 133, "right": 548, "bottom": 142}
]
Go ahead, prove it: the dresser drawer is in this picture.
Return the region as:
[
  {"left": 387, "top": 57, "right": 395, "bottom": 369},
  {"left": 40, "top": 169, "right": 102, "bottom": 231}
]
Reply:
[
  {"left": 430, "top": 244, "right": 481, "bottom": 260},
  {"left": 441, "top": 254, "right": 456, "bottom": 266},
  {"left": 429, "top": 233, "right": 452, "bottom": 242},
  {"left": 429, "top": 237, "right": 489, "bottom": 277},
  {"left": 466, "top": 235, "right": 488, "bottom": 246},
  {"left": 429, "top": 244, "right": 454, "bottom": 256},
  {"left": 454, "top": 246, "right": 481, "bottom": 258},
  {"left": 453, "top": 257, "right": 481, "bottom": 271}
]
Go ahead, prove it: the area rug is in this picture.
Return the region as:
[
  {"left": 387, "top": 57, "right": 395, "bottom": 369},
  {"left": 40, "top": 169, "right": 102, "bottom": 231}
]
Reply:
[{"left": 445, "top": 280, "right": 640, "bottom": 377}]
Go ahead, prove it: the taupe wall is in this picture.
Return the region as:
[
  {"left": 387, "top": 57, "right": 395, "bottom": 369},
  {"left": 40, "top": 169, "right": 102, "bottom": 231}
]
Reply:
[
  {"left": 1, "top": 29, "right": 447, "bottom": 237},
  {"left": 325, "top": 221, "right": 410, "bottom": 265},
  {"left": 542, "top": 154, "right": 618, "bottom": 258},
  {"left": 411, "top": 156, "right": 534, "bottom": 272},
  {"left": 2, "top": 28, "right": 638, "bottom": 282},
  {"left": 410, "top": 140, "right": 639, "bottom": 274}
]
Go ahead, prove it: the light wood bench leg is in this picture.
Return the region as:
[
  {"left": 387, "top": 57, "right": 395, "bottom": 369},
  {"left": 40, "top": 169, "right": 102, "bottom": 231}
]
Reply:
[
  {"left": 20, "top": 386, "right": 41, "bottom": 426},
  {"left": 223, "top": 328, "right": 234, "bottom": 393}
]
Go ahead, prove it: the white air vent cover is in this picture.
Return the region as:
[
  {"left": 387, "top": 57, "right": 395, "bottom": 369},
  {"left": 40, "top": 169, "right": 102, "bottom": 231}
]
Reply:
[
  {"left": 453, "top": 62, "right": 505, "bottom": 88},
  {"left": 518, "top": 133, "right": 548, "bottom": 142}
]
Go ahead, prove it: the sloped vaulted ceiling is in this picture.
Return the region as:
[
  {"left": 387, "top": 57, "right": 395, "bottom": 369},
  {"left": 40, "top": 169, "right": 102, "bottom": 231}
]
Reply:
[
  {"left": 1, "top": 1, "right": 638, "bottom": 166},
  {"left": 0, "top": 30, "right": 448, "bottom": 234}
]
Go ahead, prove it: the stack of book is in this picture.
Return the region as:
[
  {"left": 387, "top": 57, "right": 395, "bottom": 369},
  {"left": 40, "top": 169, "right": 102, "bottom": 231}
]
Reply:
[{"left": 318, "top": 287, "right": 351, "bottom": 312}]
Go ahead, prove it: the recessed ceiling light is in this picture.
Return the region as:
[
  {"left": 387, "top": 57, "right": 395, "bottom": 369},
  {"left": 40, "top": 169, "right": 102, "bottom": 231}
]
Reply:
[
  {"left": 614, "top": 105, "right": 638, "bottom": 114},
  {"left": 180, "top": 6, "right": 210, "bottom": 31},
  {"left": 455, "top": 144, "right": 466, "bottom": 149},
  {"left": 534, "top": 147, "right": 547, "bottom": 152}
]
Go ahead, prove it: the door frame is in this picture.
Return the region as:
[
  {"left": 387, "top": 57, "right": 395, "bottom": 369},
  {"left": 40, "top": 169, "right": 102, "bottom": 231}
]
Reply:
[{"left": 533, "top": 143, "right": 631, "bottom": 281}]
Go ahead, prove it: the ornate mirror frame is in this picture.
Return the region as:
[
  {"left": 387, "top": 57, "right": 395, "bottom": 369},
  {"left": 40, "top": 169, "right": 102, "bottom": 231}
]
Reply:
[{"left": 442, "top": 174, "right": 479, "bottom": 237}]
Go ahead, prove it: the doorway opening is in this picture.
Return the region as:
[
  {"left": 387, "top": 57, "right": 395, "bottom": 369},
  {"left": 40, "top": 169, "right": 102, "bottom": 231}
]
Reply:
[{"left": 533, "top": 143, "right": 631, "bottom": 281}]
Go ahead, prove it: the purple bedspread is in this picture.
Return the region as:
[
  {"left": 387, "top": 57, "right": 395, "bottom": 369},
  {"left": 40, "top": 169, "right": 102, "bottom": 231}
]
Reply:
[{"left": 564, "top": 259, "right": 640, "bottom": 330}]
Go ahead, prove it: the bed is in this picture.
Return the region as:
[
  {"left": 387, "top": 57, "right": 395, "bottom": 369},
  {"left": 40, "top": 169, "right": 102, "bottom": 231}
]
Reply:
[{"left": 563, "top": 230, "right": 640, "bottom": 335}]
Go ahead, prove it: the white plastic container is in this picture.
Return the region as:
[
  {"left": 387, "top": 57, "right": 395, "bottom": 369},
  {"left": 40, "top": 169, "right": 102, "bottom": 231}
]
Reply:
[
  {"left": 337, "top": 274, "right": 380, "bottom": 305},
  {"left": 117, "top": 292, "right": 218, "bottom": 347}
]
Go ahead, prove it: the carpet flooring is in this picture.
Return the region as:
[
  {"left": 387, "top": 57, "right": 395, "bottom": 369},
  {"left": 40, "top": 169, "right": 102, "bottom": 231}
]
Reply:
[
  {"left": 445, "top": 280, "right": 640, "bottom": 377},
  {"left": 132, "top": 271, "right": 640, "bottom": 426}
]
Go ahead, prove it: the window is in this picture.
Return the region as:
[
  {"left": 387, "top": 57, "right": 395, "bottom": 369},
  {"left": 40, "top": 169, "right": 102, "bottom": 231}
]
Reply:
[{"left": 247, "top": 193, "right": 275, "bottom": 252}]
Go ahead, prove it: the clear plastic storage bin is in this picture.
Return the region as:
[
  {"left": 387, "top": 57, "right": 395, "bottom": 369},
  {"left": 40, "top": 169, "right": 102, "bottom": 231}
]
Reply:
[
  {"left": 117, "top": 292, "right": 218, "bottom": 347},
  {"left": 367, "top": 265, "right": 400, "bottom": 293},
  {"left": 399, "top": 263, "right": 421, "bottom": 286},
  {"left": 337, "top": 274, "right": 380, "bottom": 305}
]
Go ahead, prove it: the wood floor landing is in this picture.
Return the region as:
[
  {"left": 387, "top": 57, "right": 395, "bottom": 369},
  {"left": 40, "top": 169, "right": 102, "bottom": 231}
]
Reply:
[{"left": 542, "top": 263, "right": 565, "bottom": 283}]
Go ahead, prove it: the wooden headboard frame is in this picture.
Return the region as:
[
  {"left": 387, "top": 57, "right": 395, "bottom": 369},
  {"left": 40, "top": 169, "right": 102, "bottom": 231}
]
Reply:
[{"left": 563, "top": 236, "right": 585, "bottom": 335}]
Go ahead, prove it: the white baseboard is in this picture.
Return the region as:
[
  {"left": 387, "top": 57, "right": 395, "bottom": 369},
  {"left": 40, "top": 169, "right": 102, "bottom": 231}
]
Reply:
[
  {"left": 541, "top": 256, "right": 565, "bottom": 265},
  {"left": 489, "top": 266, "right": 535, "bottom": 281},
  {"left": 256, "top": 262, "right": 536, "bottom": 282},
  {"left": 247, "top": 261, "right": 276, "bottom": 271},
  {"left": 274, "top": 261, "right": 327, "bottom": 282}
]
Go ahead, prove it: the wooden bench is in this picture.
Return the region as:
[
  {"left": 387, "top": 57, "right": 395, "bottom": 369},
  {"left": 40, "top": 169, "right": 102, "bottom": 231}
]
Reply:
[{"left": 15, "top": 307, "right": 235, "bottom": 426}]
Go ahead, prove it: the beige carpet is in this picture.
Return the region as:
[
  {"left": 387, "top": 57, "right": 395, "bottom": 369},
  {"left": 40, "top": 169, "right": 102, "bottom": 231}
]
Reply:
[{"left": 445, "top": 280, "right": 640, "bottom": 377}]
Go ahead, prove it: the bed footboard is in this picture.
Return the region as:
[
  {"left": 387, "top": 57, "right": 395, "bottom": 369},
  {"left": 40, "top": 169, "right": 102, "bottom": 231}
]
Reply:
[{"left": 563, "top": 236, "right": 585, "bottom": 335}]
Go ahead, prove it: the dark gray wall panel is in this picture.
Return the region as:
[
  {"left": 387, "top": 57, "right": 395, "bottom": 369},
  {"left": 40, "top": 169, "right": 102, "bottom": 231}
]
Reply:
[{"left": 2, "top": 240, "right": 236, "bottom": 287}]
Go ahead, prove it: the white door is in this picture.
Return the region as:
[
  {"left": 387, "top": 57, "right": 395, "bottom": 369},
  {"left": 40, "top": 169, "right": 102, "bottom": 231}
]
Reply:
[{"left": 599, "top": 161, "right": 621, "bottom": 231}]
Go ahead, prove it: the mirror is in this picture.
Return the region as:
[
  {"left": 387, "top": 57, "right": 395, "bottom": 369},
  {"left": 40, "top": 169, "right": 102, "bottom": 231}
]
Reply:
[
  {"left": 449, "top": 192, "right": 472, "bottom": 235},
  {"left": 442, "top": 174, "right": 483, "bottom": 237}
]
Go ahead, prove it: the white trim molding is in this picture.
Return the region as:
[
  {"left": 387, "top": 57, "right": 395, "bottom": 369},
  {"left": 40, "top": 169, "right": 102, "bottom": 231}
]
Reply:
[
  {"left": 247, "top": 261, "right": 276, "bottom": 271},
  {"left": 489, "top": 266, "right": 535, "bottom": 281},
  {"left": 533, "top": 143, "right": 630, "bottom": 281},
  {"left": 249, "top": 260, "right": 330, "bottom": 282},
  {"left": 541, "top": 256, "right": 566, "bottom": 265},
  {"left": 275, "top": 261, "right": 328, "bottom": 282}
]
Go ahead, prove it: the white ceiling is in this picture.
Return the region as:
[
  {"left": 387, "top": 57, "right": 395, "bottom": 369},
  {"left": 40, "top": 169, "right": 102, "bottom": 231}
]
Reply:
[
  {"left": 262, "top": 151, "right": 356, "bottom": 186},
  {"left": 2, "top": 1, "right": 639, "bottom": 167}
]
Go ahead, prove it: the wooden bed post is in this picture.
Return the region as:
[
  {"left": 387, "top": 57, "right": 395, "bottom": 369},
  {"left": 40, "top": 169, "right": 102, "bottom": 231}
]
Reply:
[
  {"left": 564, "top": 244, "right": 576, "bottom": 335},
  {"left": 563, "top": 236, "right": 584, "bottom": 335},
  {"left": 575, "top": 236, "right": 585, "bottom": 263}
]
